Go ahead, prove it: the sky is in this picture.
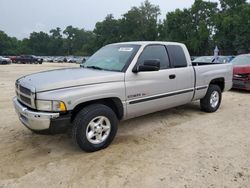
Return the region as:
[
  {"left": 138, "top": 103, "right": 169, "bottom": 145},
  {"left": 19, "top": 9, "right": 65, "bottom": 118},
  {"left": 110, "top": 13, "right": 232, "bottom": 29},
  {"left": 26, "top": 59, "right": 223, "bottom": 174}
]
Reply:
[{"left": 0, "top": 0, "right": 233, "bottom": 39}]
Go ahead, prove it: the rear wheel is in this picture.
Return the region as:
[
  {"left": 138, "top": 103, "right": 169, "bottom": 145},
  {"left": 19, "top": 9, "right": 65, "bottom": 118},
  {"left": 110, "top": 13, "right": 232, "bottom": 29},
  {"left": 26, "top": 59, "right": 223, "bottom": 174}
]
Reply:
[
  {"left": 72, "top": 104, "right": 118, "bottom": 152},
  {"left": 200, "top": 84, "right": 222, "bottom": 112}
]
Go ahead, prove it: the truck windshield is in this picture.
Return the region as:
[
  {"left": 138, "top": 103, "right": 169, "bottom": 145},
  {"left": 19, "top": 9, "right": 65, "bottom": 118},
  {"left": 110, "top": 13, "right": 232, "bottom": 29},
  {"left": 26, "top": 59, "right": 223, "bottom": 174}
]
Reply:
[{"left": 84, "top": 44, "right": 140, "bottom": 72}]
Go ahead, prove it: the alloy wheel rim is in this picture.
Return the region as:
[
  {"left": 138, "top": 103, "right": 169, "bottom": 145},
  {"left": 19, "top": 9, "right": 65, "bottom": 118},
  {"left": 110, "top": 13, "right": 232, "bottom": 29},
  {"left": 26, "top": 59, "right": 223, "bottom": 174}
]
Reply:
[
  {"left": 210, "top": 91, "right": 219, "bottom": 108},
  {"left": 86, "top": 116, "right": 111, "bottom": 144}
]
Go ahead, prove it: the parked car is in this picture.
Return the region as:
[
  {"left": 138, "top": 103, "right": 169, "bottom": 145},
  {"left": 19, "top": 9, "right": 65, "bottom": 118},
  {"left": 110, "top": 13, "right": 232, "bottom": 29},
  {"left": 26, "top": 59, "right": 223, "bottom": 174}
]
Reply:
[
  {"left": 47, "top": 56, "right": 55, "bottom": 62},
  {"left": 193, "top": 56, "right": 233, "bottom": 64},
  {"left": 0, "top": 56, "right": 12, "bottom": 64},
  {"left": 12, "top": 55, "right": 43, "bottom": 64},
  {"left": 75, "top": 57, "right": 84, "bottom": 64},
  {"left": 231, "top": 54, "right": 250, "bottom": 91},
  {"left": 191, "top": 56, "right": 198, "bottom": 61},
  {"left": 67, "top": 56, "right": 77, "bottom": 63},
  {"left": 13, "top": 41, "right": 232, "bottom": 152},
  {"left": 54, "top": 57, "right": 67, "bottom": 63}
]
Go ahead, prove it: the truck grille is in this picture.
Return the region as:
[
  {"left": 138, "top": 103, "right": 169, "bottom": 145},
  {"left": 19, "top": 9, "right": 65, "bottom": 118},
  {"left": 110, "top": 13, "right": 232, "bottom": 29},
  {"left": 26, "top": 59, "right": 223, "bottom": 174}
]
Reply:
[
  {"left": 16, "top": 82, "right": 35, "bottom": 108},
  {"left": 19, "top": 85, "right": 32, "bottom": 95},
  {"left": 20, "top": 95, "right": 32, "bottom": 105}
]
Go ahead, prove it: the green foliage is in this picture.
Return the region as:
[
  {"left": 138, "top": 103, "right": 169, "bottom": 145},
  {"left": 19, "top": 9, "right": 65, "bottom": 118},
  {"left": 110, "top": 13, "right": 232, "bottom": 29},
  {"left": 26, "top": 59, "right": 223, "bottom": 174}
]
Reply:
[
  {"left": 93, "top": 14, "right": 121, "bottom": 49},
  {"left": 120, "top": 0, "right": 160, "bottom": 41},
  {"left": 160, "top": 0, "right": 218, "bottom": 55},
  {"left": 63, "top": 26, "right": 94, "bottom": 55},
  {"left": 214, "top": 0, "right": 250, "bottom": 54},
  {"left": 0, "top": 31, "right": 20, "bottom": 55},
  {"left": 0, "top": 0, "right": 249, "bottom": 56}
]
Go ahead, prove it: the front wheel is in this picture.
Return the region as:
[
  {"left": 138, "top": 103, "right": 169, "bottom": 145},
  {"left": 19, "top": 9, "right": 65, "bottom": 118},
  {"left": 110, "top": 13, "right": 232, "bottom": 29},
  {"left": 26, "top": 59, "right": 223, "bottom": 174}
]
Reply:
[
  {"left": 200, "top": 84, "right": 222, "bottom": 113},
  {"left": 72, "top": 104, "right": 118, "bottom": 152}
]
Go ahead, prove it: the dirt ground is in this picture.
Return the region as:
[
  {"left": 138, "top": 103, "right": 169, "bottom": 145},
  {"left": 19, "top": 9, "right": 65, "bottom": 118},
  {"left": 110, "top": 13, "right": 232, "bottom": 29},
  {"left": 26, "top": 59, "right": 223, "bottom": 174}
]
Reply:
[{"left": 0, "top": 63, "right": 249, "bottom": 188}]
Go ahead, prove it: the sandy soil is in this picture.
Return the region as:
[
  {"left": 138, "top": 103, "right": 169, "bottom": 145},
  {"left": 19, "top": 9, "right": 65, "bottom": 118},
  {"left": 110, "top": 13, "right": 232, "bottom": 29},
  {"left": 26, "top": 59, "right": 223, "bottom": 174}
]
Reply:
[{"left": 0, "top": 63, "right": 249, "bottom": 188}]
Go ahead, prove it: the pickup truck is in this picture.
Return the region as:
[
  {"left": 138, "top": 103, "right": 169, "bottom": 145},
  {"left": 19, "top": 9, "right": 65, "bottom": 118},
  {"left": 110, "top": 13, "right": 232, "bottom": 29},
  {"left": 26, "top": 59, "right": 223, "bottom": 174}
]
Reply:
[
  {"left": 13, "top": 42, "right": 233, "bottom": 152},
  {"left": 12, "top": 55, "right": 43, "bottom": 64}
]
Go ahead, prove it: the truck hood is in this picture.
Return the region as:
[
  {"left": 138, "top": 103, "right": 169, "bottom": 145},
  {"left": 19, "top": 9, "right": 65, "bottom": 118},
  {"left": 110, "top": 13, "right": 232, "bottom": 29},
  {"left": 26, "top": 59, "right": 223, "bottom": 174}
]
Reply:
[
  {"left": 18, "top": 68, "right": 124, "bottom": 92},
  {"left": 233, "top": 66, "right": 250, "bottom": 74}
]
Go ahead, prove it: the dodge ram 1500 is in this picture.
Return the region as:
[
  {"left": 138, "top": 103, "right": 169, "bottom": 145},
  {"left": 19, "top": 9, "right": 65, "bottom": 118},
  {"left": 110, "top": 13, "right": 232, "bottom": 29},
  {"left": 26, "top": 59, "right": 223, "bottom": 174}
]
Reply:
[{"left": 13, "top": 41, "right": 233, "bottom": 152}]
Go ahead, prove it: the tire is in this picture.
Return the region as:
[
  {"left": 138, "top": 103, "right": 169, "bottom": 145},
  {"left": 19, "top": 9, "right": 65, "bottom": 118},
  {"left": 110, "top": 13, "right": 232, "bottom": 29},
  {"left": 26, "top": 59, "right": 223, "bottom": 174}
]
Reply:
[
  {"left": 72, "top": 104, "right": 118, "bottom": 152},
  {"left": 200, "top": 84, "right": 222, "bottom": 113}
]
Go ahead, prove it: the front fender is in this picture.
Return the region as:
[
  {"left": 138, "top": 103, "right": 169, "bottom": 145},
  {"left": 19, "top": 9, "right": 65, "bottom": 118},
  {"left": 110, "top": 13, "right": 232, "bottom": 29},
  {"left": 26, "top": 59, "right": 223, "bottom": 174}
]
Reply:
[{"left": 36, "top": 82, "right": 126, "bottom": 111}]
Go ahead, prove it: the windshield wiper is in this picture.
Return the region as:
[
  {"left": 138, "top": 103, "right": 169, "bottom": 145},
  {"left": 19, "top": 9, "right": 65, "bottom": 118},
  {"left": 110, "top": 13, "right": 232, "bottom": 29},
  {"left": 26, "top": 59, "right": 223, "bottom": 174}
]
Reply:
[{"left": 86, "top": 66, "right": 103, "bottom": 70}]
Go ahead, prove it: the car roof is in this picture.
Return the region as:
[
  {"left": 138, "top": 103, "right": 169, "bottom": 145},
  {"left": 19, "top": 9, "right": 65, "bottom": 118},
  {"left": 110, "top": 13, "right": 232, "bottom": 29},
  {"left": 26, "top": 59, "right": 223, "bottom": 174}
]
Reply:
[{"left": 238, "top": 53, "right": 250, "bottom": 57}]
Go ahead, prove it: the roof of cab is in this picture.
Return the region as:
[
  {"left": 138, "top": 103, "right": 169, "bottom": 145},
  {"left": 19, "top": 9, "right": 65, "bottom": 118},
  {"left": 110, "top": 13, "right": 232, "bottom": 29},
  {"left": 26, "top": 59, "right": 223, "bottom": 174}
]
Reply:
[{"left": 109, "top": 41, "right": 184, "bottom": 46}]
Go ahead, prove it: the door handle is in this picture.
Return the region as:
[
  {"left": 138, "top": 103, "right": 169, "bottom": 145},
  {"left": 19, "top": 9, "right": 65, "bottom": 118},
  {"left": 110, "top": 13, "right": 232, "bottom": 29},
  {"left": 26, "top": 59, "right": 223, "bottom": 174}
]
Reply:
[{"left": 169, "top": 74, "right": 176, "bottom": 79}]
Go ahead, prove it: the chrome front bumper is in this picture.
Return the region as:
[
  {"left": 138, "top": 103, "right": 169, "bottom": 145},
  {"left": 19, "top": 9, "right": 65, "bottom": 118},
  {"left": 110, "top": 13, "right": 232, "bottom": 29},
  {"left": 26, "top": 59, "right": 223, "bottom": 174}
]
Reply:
[{"left": 13, "top": 97, "right": 60, "bottom": 131}]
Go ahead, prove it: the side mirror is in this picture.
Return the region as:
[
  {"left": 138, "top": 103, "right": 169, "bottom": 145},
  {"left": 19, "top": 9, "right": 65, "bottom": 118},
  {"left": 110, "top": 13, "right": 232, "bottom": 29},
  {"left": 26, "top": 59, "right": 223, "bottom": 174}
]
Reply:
[{"left": 133, "top": 59, "right": 160, "bottom": 73}]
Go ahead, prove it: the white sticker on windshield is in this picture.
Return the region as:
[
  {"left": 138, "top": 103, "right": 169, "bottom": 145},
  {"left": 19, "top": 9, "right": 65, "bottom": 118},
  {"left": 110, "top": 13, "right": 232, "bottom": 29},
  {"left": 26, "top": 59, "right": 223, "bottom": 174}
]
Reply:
[{"left": 118, "top": 47, "right": 133, "bottom": 52}]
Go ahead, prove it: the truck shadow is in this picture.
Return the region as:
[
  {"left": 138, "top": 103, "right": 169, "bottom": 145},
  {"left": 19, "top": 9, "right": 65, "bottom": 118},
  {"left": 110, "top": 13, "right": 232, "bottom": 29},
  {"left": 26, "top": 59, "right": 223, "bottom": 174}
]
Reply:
[
  {"left": 118, "top": 102, "right": 202, "bottom": 132},
  {"left": 230, "top": 89, "right": 250, "bottom": 94},
  {"left": 10, "top": 102, "right": 202, "bottom": 156},
  {"left": 0, "top": 101, "right": 204, "bottom": 180}
]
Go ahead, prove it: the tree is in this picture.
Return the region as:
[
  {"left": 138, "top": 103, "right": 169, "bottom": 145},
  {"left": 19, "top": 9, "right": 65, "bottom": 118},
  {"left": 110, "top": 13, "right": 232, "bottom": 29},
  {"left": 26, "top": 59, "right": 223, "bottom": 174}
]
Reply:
[
  {"left": 0, "top": 0, "right": 249, "bottom": 56},
  {"left": 120, "top": 0, "right": 160, "bottom": 41},
  {"left": 161, "top": 0, "right": 218, "bottom": 55},
  {"left": 189, "top": 0, "right": 218, "bottom": 55},
  {"left": 27, "top": 31, "right": 51, "bottom": 55},
  {"left": 214, "top": 0, "right": 249, "bottom": 54},
  {"left": 233, "top": 3, "right": 250, "bottom": 53},
  {"left": 49, "top": 27, "right": 64, "bottom": 55},
  {"left": 0, "top": 30, "right": 20, "bottom": 55},
  {"left": 63, "top": 26, "right": 94, "bottom": 55},
  {"left": 92, "top": 14, "right": 121, "bottom": 51},
  {"left": 160, "top": 8, "right": 192, "bottom": 44},
  {"left": 219, "top": 0, "right": 246, "bottom": 11}
]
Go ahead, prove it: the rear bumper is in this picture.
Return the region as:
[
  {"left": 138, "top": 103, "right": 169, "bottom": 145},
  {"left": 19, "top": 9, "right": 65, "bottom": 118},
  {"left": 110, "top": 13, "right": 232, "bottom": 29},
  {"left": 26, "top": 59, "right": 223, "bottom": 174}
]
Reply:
[
  {"left": 13, "top": 97, "right": 71, "bottom": 132},
  {"left": 233, "top": 79, "right": 250, "bottom": 91}
]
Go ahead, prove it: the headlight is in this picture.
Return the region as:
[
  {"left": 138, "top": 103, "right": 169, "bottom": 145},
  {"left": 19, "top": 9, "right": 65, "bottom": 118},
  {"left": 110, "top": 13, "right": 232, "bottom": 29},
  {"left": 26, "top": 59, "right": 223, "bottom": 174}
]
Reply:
[{"left": 36, "top": 100, "right": 66, "bottom": 112}]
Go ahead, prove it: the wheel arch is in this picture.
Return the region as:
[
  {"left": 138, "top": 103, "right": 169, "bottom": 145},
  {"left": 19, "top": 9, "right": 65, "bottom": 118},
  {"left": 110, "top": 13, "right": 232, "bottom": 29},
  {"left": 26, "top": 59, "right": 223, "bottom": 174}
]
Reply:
[
  {"left": 71, "top": 97, "right": 124, "bottom": 122},
  {"left": 209, "top": 77, "right": 225, "bottom": 92}
]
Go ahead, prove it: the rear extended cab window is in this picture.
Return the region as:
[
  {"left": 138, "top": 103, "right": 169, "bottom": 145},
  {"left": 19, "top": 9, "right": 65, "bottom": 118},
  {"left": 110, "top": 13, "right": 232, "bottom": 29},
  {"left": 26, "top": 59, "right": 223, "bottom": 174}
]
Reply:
[{"left": 167, "top": 45, "right": 187, "bottom": 68}]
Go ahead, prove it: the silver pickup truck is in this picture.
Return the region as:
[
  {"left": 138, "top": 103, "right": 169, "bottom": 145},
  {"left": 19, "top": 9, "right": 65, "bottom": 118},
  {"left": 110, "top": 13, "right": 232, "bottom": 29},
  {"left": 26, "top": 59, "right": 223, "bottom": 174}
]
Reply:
[{"left": 13, "top": 42, "right": 233, "bottom": 152}]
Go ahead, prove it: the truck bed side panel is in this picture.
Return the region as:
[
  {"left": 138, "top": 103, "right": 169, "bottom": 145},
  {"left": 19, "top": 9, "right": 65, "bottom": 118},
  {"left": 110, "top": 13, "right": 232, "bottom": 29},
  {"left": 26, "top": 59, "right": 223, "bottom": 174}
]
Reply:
[{"left": 192, "top": 63, "right": 233, "bottom": 101}]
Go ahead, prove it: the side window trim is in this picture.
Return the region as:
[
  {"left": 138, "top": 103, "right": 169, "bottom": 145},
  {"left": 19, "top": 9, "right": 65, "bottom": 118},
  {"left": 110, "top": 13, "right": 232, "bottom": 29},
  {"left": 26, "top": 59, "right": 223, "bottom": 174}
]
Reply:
[{"left": 164, "top": 45, "right": 173, "bottom": 68}]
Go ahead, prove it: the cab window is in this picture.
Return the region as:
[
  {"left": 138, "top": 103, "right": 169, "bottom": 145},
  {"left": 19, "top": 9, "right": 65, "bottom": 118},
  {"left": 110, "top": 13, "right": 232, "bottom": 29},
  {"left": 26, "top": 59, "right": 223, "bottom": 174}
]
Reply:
[
  {"left": 137, "top": 45, "right": 170, "bottom": 69},
  {"left": 167, "top": 45, "right": 187, "bottom": 68}
]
